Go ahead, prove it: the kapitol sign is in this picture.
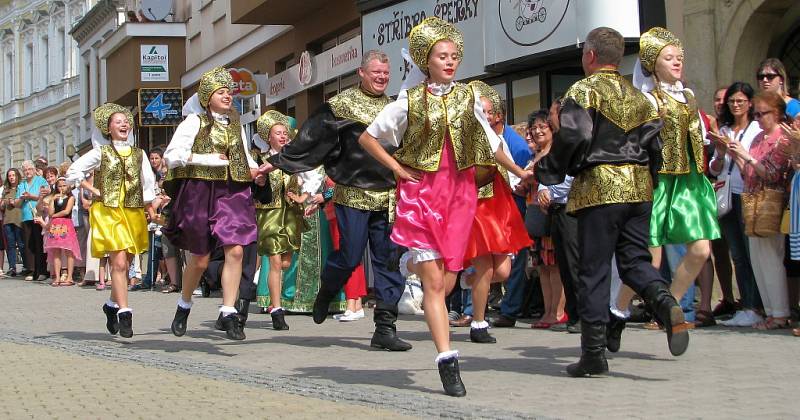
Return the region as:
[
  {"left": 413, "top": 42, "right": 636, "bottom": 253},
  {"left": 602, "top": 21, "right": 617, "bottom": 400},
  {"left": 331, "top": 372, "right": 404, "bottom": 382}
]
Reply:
[{"left": 140, "top": 44, "right": 169, "bottom": 82}]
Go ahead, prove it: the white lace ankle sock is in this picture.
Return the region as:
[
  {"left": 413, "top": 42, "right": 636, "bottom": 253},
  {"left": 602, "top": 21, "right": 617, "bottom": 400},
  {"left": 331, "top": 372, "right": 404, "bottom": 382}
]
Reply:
[
  {"left": 434, "top": 350, "right": 459, "bottom": 364},
  {"left": 177, "top": 297, "right": 193, "bottom": 310}
]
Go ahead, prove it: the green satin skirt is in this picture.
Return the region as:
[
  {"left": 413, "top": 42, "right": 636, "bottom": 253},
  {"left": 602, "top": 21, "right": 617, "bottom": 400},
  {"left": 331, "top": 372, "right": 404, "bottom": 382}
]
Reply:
[
  {"left": 256, "top": 211, "right": 345, "bottom": 312},
  {"left": 256, "top": 206, "right": 303, "bottom": 256},
  {"left": 650, "top": 160, "right": 721, "bottom": 247}
]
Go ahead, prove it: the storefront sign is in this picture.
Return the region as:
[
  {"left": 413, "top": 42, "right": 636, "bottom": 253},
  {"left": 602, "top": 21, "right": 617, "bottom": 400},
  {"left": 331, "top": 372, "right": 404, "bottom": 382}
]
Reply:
[
  {"left": 266, "top": 36, "right": 362, "bottom": 105},
  {"left": 486, "top": 0, "right": 641, "bottom": 66},
  {"left": 138, "top": 88, "right": 183, "bottom": 126},
  {"left": 361, "top": 0, "right": 483, "bottom": 96},
  {"left": 228, "top": 68, "right": 259, "bottom": 98},
  {"left": 140, "top": 44, "right": 169, "bottom": 82}
]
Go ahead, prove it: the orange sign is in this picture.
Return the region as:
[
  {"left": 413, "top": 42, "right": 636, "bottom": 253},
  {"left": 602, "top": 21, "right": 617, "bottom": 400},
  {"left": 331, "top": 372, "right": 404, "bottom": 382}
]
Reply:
[{"left": 228, "top": 68, "right": 258, "bottom": 98}]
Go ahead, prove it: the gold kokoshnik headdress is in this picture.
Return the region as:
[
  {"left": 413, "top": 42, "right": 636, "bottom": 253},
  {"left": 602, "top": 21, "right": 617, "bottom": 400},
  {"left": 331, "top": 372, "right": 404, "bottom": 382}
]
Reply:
[
  {"left": 408, "top": 17, "right": 464, "bottom": 74},
  {"left": 639, "top": 27, "right": 683, "bottom": 74},
  {"left": 198, "top": 67, "right": 235, "bottom": 108},
  {"left": 256, "top": 110, "right": 295, "bottom": 142},
  {"left": 93, "top": 103, "right": 134, "bottom": 138},
  {"left": 469, "top": 80, "right": 502, "bottom": 113}
]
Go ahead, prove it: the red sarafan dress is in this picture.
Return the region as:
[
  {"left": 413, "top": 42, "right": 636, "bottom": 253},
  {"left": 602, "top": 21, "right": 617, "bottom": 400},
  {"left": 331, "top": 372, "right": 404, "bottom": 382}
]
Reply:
[{"left": 464, "top": 171, "right": 532, "bottom": 262}]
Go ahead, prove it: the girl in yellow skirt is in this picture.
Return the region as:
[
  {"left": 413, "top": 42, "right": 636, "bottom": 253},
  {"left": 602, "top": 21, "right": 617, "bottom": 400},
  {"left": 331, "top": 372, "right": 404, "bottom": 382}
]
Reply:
[
  {"left": 67, "top": 103, "right": 156, "bottom": 338},
  {"left": 253, "top": 110, "right": 306, "bottom": 330}
]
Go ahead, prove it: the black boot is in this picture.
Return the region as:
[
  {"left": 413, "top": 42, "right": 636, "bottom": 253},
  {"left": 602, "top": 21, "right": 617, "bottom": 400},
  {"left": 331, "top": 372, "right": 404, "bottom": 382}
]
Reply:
[
  {"left": 640, "top": 282, "right": 692, "bottom": 356},
  {"left": 566, "top": 321, "right": 609, "bottom": 377},
  {"left": 171, "top": 306, "right": 191, "bottom": 337},
  {"left": 370, "top": 302, "right": 412, "bottom": 351},
  {"left": 437, "top": 357, "right": 467, "bottom": 397},
  {"left": 220, "top": 313, "right": 246, "bottom": 340},
  {"left": 236, "top": 298, "right": 250, "bottom": 327},
  {"left": 102, "top": 303, "right": 119, "bottom": 335},
  {"left": 312, "top": 289, "right": 335, "bottom": 324},
  {"left": 215, "top": 299, "right": 251, "bottom": 331},
  {"left": 118, "top": 311, "right": 133, "bottom": 338},
  {"left": 606, "top": 312, "right": 626, "bottom": 353},
  {"left": 271, "top": 308, "right": 289, "bottom": 330},
  {"left": 469, "top": 327, "right": 497, "bottom": 343}
]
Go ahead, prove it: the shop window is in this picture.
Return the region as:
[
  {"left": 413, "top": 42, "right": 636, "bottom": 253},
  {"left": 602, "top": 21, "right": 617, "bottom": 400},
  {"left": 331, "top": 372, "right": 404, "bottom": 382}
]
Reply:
[
  {"left": 512, "top": 76, "right": 540, "bottom": 124},
  {"left": 323, "top": 70, "right": 358, "bottom": 101},
  {"left": 286, "top": 96, "right": 296, "bottom": 119},
  {"left": 550, "top": 74, "right": 582, "bottom": 104},
  {"left": 781, "top": 27, "right": 800, "bottom": 98}
]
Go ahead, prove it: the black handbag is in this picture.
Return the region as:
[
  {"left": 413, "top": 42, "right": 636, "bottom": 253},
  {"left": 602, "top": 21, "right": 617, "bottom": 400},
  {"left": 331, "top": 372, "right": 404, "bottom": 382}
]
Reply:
[{"left": 525, "top": 204, "right": 551, "bottom": 238}]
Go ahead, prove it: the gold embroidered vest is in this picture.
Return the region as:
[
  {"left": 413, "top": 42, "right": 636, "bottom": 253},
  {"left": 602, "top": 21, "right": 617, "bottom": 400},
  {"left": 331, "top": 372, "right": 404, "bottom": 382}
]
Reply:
[
  {"left": 328, "top": 86, "right": 392, "bottom": 125},
  {"left": 656, "top": 90, "right": 705, "bottom": 174},
  {"left": 95, "top": 145, "right": 145, "bottom": 208},
  {"left": 477, "top": 166, "right": 510, "bottom": 199},
  {"left": 168, "top": 113, "right": 251, "bottom": 183},
  {"left": 258, "top": 165, "right": 301, "bottom": 210},
  {"left": 395, "top": 83, "right": 495, "bottom": 172}
]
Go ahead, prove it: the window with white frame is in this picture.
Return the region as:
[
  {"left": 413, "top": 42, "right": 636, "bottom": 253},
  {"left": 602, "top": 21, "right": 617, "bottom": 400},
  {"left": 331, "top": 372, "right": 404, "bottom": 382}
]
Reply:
[
  {"left": 3, "top": 51, "right": 12, "bottom": 102},
  {"left": 4, "top": 146, "right": 12, "bottom": 170},
  {"left": 39, "top": 138, "right": 48, "bottom": 161},
  {"left": 57, "top": 28, "right": 65, "bottom": 79},
  {"left": 24, "top": 143, "right": 32, "bottom": 161},
  {"left": 24, "top": 43, "right": 33, "bottom": 94},
  {"left": 56, "top": 133, "right": 65, "bottom": 163},
  {"left": 41, "top": 35, "right": 49, "bottom": 87}
]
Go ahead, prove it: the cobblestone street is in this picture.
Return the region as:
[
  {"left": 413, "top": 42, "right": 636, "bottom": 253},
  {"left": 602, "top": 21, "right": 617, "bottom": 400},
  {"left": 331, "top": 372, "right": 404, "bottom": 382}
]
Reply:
[{"left": 0, "top": 278, "right": 798, "bottom": 419}]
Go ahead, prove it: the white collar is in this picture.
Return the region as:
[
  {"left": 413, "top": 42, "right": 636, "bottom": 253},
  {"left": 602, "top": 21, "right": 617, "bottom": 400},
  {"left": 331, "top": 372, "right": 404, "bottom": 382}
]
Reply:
[
  {"left": 427, "top": 81, "right": 455, "bottom": 96},
  {"left": 211, "top": 111, "right": 229, "bottom": 123},
  {"left": 112, "top": 140, "right": 130, "bottom": 148},
  {"left": 659, "top": 80, "right": 685, "bottom": 94}
]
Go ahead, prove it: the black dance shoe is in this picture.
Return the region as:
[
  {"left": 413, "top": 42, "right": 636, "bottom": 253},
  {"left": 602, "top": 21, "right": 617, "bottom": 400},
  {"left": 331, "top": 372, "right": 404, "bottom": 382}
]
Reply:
[
  {"left": 490, "top": 315, "right": 516, "bottom": 328},
  {"left": 271, "top": 308, "right": 289, "bottom": 330},
  {"left": 102, "top": 303, "right": 119, "bottom": 335},
  {"left": 370, "top": 302, "right": 412, "bottom": 351},
  {"left": 437, "top": 357, "right": 467, "bottom": 397},
  {"left": 118, "top": 312, "right": 133, "bottom": 338},
  {"left": 220, "top": 313, "right": 246, "bottom": 340},
  {"left": 171, "top": 306, "right": 191, "bottom": 337},
  {"left": 606, "top": 313, "right": 626, "bottom": 353},
  {"left": 641, "top": 282, "right": 692, "bottom": 356},
  {"left": 567, "top": 322, "right": 609, "bottom": 377},
  {"left": 312, "top": 291, "right": 334, "bottom": 324},
  {"left": 469, "top": 327, "right": 497, "bottom": 344},
  {"left": 214, "top": 313, "right": 225, "bottom": 331}
]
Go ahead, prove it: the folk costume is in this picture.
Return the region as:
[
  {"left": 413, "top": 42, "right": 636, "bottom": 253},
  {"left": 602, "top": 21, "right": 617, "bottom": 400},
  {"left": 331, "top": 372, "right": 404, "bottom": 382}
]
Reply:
[
  {"left": 636, "top": 28, "right": 720, "bottom": 246},
  {"left": 67, "top": 102, "right": 156, "bottom": 338},
  {"left": 365, "top": 17, "right": 513, "bottom": 396},
  {"left": 163, "top": 67, "right": 259, "bottom": 340},
  {"left": 44, "top": 193, "right": 83, "bottom": 263},
  {"left": 535, "top": 66, "right": 690, "bottom": 377},
  {"left": 267, "top": 78, "right": 409, "bottom": 350}
]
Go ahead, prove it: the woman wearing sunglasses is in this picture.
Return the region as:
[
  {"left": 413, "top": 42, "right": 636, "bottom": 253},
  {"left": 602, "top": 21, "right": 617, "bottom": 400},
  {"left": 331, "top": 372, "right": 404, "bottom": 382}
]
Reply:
[{"left": 756, "top": 58, "right": 800, "bottom": 120}]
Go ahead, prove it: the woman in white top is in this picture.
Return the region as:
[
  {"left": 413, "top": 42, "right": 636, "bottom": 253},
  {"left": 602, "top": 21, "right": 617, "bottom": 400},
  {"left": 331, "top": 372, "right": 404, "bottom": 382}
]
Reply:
[{"left": 707, "top": 82, "right": 764, "bottom": 327}]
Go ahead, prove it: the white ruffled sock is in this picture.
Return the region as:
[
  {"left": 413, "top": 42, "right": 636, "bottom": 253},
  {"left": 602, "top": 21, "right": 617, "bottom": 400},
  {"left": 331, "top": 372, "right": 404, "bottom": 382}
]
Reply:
[{"left": 434, "top": 350, "right": 459, "bottom": 364}]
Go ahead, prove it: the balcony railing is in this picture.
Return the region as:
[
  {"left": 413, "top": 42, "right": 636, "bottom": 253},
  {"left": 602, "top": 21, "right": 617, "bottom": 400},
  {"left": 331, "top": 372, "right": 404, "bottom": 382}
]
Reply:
[{"left": 0, "top": 76, "right": 80, "bottom": 125}]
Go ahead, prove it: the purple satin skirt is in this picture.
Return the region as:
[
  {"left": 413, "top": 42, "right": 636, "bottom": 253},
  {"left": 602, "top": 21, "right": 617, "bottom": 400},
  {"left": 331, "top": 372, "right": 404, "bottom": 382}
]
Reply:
[{"left": 164, "top": 179, "right": 257, "bottom": 255}]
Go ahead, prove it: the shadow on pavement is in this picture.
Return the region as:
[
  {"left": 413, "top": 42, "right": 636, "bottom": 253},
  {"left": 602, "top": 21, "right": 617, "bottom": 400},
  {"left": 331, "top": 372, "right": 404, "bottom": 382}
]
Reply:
[{"left": 45, "top": 330, "right": 239, "bottom": 357}]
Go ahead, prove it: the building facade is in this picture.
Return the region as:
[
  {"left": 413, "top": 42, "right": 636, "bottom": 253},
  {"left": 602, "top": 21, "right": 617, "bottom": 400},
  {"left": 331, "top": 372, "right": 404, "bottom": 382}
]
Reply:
[{"left": 0, "top": 0, "right": 89, "bottom": 169}]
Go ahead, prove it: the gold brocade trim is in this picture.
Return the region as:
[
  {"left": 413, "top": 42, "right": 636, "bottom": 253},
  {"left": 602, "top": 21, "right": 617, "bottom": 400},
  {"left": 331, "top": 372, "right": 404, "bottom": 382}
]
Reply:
[
  {"left": 328, "top": 87, "right": 391, "bottom": 126},
  {"left": 256, "top": 110, "right": 294, "bottom": 141},
  {"left": 468, "top": 80, "right": 501, "bottom": 113},
  {"left": 564, "top": 71, "right": 660, "bottom": 133},
  {"left": 567, "top": 164, "right": 653, "bottom": 213},
  {"left": 95, "top": 146, "right": 144, "bottom": 208},
  {"left": 333, "top": 185, "right": 391, "bottom": 210},
  {"left": 396, "top": 82, "right": 494, "bottom": 172},
  {"left": 167, "top": 113, "right": 251, "bottom": 183},
  {"left": 656, "top": 91, "right": 705, "bottom": 174}
]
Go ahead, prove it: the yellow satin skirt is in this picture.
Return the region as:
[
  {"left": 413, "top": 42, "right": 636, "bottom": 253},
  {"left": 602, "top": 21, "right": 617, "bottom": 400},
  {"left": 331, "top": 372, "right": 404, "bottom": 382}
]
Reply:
[
  {"left": 257, "top": 206, "right": 304, "bottom": 256},
  {"left": 89, "top": 202, "right": 148, "bottom": 257}
]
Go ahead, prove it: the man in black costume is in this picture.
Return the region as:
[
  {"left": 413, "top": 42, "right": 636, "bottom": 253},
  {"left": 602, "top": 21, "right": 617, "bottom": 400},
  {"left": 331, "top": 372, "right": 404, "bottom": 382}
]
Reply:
[
  {"left": 535, "top": 27, "right": 691, "bottom": 376},
  {"left": 261, "top": 50, "right": 410, "bottom": 351}
]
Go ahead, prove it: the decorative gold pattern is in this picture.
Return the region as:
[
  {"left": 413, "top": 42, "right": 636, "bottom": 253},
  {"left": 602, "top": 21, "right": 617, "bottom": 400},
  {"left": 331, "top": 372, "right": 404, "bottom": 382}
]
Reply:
[
  {"left": 639, "top": 27, "right": 682, "bottom": 73},
  {"left": 567, "top": 164, "right": 653, "bottom": 213},
  {"left": 93, "top": 103, "right": 134, "bottom": 137},
  {"left": 333, "top": 184, "right": 392, "bottom": 210},
  {"left": 564, "top": 71, "right": 660, "bottom": 132},
  {"left": 408, "top": 17, "right": 464, "bottom": 72},
  {"left": 256, "top": 110, "right": 294, "bottom": 142},
  {"left": 257, "top": 165, "right": 302, "bottom": 210},
  {"left": 477, "top": 166, "right": 511, "bottom": 199},
  {"left": 656, "top": 91, "right": 705, "bottom": 174},
  {"left": 396, "top": 82, "right": 495, "bottom": 171},
  {"left": 198, "top": 67, "right": 234, "bottom": 108},
  {"left": 468, "top": 80, "right": 501, "bottom": 113},
  {"left": 167, "top": 113, "right": 251, "bottom": 183},
  {"left": 328, "top": 86, "right": 392, "bottom": 126},
  {"left": 95, "top": 145, "right": 145, "bottom": 208}
]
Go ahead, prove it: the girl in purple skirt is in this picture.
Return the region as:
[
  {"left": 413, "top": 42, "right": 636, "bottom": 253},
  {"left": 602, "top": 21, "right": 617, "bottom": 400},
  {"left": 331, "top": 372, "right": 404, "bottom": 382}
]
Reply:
[{"left": 163, "top": 67, "right": 260, "bottom": 340}]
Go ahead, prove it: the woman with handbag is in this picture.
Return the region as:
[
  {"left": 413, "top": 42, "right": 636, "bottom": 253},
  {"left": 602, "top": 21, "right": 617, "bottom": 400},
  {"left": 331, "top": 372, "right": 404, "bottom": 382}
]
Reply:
[
  {"left": 707, "top": 82, "right": 764, "bottom": 327},
  {"left": 728, "top": 91, "right": 793, "bottom": 330}
]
